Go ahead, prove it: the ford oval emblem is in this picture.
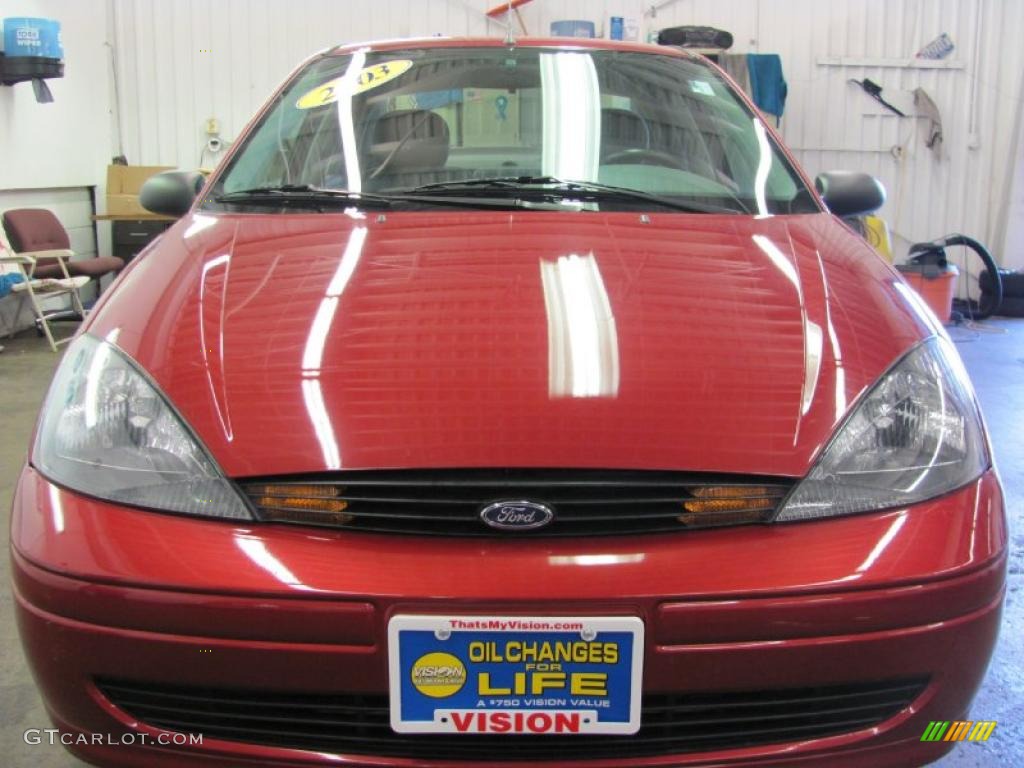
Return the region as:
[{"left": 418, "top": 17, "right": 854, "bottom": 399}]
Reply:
[{"left": 480, "top": 501, "right": 554, "bottom": 531}]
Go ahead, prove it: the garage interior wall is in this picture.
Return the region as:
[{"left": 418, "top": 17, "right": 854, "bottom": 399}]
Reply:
[
  {"left": 0, "top": 0, "right": 111, "bottom": 331},
  {"left": 2, "top": 0, "right": 1022, "bottom": 271}
]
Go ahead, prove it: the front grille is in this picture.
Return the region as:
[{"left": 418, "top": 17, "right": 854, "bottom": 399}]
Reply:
[
  {"left": 99, "top": 678, "right": 926, "bottom": 760},
  {"left": 238, "top": 469, "right": 794, "bottom": 536}
]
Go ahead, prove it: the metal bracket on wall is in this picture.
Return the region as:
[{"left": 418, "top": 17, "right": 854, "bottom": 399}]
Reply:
[{"left": 817, "top": 57, "right": 965, "bottom": 70}]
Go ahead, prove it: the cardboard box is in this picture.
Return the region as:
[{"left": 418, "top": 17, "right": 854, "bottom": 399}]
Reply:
[
  {"left": 107, "top": 164, "right": 174, "bottom": 195},
  {"left": 105, "top": 194, "right": 147, "bottom": 216},
  {"left": 105, "top": 165, "right": 174, "bottom": 216}
]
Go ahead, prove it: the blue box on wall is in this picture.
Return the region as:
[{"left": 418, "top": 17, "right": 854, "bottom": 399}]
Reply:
[
  {"left": 1, "top": 18, "right": 65, "bottom": 89},
  {"left": 550, "top": 20, "right": 595, "bottom": 38},
  {"left": 3, "top": 17, "right": 63, "bottom": 59}
]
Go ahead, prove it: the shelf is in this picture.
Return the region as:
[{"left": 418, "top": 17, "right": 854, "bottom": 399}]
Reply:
[
  {"left": 0, "top": 56, "right": 64, "bottom": 86},
  {"left": 92, "top": 213, "right": 175, "bottom": 222},
  {"left": 816, "top": 57, "right": 965, "bottom": 70}
]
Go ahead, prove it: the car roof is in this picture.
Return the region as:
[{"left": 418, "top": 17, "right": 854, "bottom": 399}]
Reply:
[{"left": 328, "top": 36, "right": 697, "bottom": 59}]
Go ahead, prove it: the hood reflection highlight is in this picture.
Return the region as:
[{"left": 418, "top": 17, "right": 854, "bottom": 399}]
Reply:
[
  {"left": 300, "top": 226, "right": 369, "bottom": 470},
  {"left": 540, "top": 253, "right": 619, "bottom": 399}
]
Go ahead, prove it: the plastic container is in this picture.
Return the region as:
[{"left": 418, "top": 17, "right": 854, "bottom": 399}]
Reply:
[
  {"left": 550, "top": 20, "right": 595, "bottom": 38},
  {"left": 3, "top": 18, "right": 62, "bottom": 59},
  {"left": 896, "top": 263, "right": 959, "bottom": 323},
  {"left": 916, "top": 33, "right": 954, "bottom": 60}
]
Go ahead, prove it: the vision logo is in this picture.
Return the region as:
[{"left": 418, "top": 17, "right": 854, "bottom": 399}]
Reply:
[
  {"left": 410, "top": 652, "right": 467, "bottom": 699},
  {"left": 920, "top": 720, "right": 997, "bottom": 742}
]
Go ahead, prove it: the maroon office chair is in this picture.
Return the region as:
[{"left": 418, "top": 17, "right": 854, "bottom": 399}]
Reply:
[
  {"left": 2, "top": 208, "right": 124, "bottom": 348},
  {"left": 3, "top": 208, "right": 124, "bottom": 280}
]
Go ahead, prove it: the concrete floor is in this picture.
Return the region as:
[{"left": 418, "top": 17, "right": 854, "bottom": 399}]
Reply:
[{"left": 1, "top": 320, "right": 1021, "bottom": 767}]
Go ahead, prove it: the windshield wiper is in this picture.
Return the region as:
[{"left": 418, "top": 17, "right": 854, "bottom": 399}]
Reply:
[
  {"left": 408, "top": 176, "right": 562, "bottom": 190},
  {"left": 397, "top": 176, "right": 747, "bottom": 214},
  {"left": 213, "top": 184, "right": 561, "bottom": 211},
  {"left": 215, "top": 185, "right": 394, "bottom": 209}
]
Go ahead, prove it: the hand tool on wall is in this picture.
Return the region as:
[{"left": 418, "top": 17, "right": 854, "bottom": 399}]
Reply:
[{"left": 848, "top": 78, "right": 907, "bottom": 117}]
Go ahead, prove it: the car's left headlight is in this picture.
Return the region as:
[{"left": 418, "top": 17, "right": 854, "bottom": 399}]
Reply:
[
  {"left": 33, "top": 334, "right": 252, "bottom": 520},
  {"left": 775, "top": 336, "right": 989, "bottom": 521}
]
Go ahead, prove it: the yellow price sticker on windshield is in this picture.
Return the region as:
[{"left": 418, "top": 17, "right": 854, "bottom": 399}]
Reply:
[{"left": 296, "top": 60, "right": 414, "bottom": 109}]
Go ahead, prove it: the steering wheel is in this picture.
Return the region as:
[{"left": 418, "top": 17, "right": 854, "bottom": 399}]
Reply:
[{"left": 603, "top": 148, "right": 688, "bottom": 171}]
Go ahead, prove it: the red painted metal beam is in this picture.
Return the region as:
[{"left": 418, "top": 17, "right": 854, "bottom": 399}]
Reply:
[{"left": 485, "top": 0, "right": 533, "bottom": 19}]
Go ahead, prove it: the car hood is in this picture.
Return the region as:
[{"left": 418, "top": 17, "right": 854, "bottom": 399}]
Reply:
[{"left": 89, "top": 211, "right": 935, "bottom": 478}]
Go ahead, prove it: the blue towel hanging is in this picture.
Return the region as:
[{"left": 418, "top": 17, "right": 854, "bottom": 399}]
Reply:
[{"left": 746, "top": 54, "right": 787, "bottom": 124}]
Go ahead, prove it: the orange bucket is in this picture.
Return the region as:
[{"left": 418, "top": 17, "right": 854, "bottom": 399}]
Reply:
[{"left": 896, "top": 264, "right": 959, "bottom": 323}]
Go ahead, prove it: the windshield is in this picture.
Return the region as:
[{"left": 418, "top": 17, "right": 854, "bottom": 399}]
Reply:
[{"left": 205, "top": 45, "right": 818, "bottom": 214}]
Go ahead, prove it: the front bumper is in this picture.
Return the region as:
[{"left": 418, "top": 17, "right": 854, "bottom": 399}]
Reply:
[{"left": 11, "top": 466, "right": 1007, "bottom": 767}]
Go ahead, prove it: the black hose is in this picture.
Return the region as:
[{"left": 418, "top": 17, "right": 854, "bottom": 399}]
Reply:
[{"left": 909, "top": 234, "right": 1003, "bottom": 320}]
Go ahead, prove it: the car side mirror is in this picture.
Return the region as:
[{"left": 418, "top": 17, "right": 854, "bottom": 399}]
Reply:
[
  {"left": 814, "top": 171, "right": 886, "bottom": 217},
  {"left": 139, "top": 170, "right": 206, "bottom": 217}
]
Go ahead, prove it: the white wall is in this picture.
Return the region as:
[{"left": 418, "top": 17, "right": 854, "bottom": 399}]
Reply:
[
  {"left": 105, "top": 0, "right": 1024, "bottom": 267},
  {"left": 521, "top": 0, "right": 1022, "bottom": 266},
  {"left": 1001, "top": 75, "right": 1024, "bottom": 270},
  {"left": 0, "top": 0, "right": 114, "bottom": 331},
  {"left": 107, "top": 0, "right": 500, "bottom": 170},
  {"left": 0, "top": 0, "right": 113, "bottom": 189},
  {"left": 4, "top": 0, "right": 1021, "bottom": 269}
]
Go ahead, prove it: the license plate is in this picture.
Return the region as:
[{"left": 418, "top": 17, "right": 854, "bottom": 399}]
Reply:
[{"left": 388, "top": 615, "right": 643, "bottom": 735}]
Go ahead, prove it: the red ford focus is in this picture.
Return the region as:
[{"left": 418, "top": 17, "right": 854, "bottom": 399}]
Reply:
[{"left": 11, "top": 37, "right": 1006, "bottom": 767}]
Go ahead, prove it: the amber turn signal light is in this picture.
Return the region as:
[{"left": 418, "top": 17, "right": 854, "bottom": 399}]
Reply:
[
  {"left": 678, "top": 486, "right": 778, "bottom": 527},
  {"left": 250, "top": 484, "right": 354, "bottom": 525}
]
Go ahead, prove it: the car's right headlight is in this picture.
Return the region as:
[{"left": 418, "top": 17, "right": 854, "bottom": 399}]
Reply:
[
  {"left": 776, "top": 336, "right": 988, "bottom": 521},
  {"left": 33, "top": 333, "right": 252, "bottom": 520}
]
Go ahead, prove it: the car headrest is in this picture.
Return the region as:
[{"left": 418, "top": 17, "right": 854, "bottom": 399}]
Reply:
[
  {"left": 601, "top": 108, "right": 651, "bottom": 152},
  {"left": 367, "top": 109, "right": 450, "bottom": 173}
]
